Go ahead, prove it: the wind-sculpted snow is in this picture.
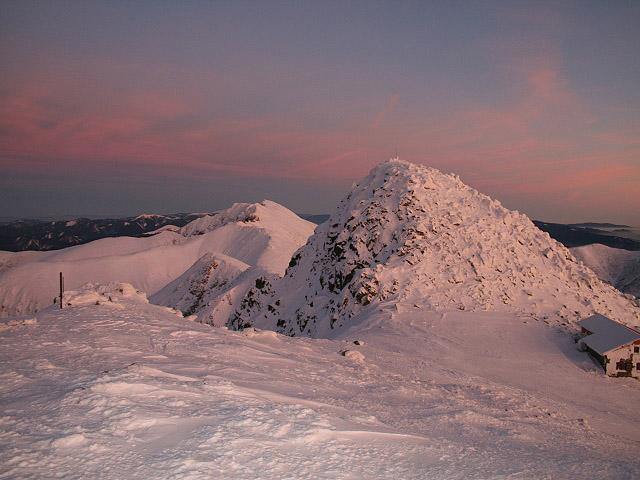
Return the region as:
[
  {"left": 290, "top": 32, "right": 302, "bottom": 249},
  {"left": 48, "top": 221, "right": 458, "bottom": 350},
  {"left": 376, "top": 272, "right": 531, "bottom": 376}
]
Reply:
[
  {"left": 0, "top": 201, "right": 315, "bottom": 317},
  {"left": 63, "top": 282, "right": 150, "bottom": 307},
  {"left": 2, "top": 287, "right": 640, "bottom": 478},
  {"left": 228, "top": 159, "right": 640, "bottom": 336}
]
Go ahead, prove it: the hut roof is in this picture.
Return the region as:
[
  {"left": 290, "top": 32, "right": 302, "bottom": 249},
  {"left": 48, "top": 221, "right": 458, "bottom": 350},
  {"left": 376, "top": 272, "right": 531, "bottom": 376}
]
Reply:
[{"left": 578, "top": 314, "right": 640, "bottom": 355}]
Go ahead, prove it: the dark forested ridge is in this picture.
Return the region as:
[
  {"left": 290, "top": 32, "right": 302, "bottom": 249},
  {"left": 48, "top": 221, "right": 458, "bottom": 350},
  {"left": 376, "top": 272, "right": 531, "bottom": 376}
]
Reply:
[
  {"left": 533, "top": 221, "right": 640, "bottom": 251},
  {"left": 0, "top": 214, "right": 209, "bottom": 252}
]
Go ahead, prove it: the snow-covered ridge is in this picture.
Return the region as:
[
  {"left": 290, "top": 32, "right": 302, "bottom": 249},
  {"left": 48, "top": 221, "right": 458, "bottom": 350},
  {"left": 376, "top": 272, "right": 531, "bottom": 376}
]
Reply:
[
  {"left": 0, "top": 201, "right": 315, "bottom": 318},
  {"left": 571, "top": 244, "right": 640, "bottom": 298},
  {"left": 227, "top": 159, "right": 640, "bottom": 337},
  {"left": 133, "top": 213, "right": 165, "bottom": 220}
]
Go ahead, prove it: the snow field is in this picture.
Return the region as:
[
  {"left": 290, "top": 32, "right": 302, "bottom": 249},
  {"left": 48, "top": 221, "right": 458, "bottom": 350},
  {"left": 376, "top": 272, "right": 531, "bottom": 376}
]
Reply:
[{"left": 1, "top": 289, "right": 638, "bottom": 479}]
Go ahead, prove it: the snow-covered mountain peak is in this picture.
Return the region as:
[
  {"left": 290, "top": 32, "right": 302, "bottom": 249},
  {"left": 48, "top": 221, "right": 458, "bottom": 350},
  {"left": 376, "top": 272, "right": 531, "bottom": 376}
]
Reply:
[
  {"left": 227, "top": 159, "right": 640, "bottom": 337},
  {"left": 179, "top": 200, "right": 307, "bottom": 237}
]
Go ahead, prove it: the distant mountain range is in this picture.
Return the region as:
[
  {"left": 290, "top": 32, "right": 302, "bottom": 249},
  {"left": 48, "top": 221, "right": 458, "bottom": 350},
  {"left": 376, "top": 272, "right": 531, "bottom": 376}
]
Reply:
[
  {"left": 0, "top": 212, "right": 638, "bottom": 253},
  {"left": 532, "top": 221, "right": 640, "bottom": 250},
  {"left": 0, "top": 214, "right": 209, "bottom": 252}
]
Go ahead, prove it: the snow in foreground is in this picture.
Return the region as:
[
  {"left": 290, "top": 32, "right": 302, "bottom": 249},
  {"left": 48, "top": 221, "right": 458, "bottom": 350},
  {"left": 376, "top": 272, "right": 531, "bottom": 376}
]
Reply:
[{"left": 1, "top": 286, "right": 639, "bottom": 479}]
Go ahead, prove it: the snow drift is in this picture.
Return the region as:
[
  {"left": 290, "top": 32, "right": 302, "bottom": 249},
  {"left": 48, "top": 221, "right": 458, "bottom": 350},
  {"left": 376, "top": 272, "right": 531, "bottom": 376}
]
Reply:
[
  {"left": 227, "top": 159, "right": 640, "bottom": 336},
  {"left": 4, "top": 284, "right": 640, "bottom": 478},
  {"left": 0, "top": 201, "right": 315, "bottom": 318}
]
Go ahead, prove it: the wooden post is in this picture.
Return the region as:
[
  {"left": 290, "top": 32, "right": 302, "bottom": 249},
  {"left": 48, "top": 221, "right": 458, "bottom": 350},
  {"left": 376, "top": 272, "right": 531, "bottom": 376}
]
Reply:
[{"left": 59, "top": 272, "right": 64, "bottom": 309}]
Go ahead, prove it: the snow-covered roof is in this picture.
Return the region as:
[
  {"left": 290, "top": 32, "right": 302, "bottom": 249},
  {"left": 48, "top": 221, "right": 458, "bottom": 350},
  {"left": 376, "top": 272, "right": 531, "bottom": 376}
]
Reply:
[{"left": 578, "top": 314, "right": 640, "bottom": 355}]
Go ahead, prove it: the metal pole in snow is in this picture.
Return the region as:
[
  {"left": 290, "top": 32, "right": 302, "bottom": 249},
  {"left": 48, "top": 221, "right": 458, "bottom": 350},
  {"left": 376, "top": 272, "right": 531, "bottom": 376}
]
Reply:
[{"left": 59, "top": 272, "right": 63, "bottom": 309}]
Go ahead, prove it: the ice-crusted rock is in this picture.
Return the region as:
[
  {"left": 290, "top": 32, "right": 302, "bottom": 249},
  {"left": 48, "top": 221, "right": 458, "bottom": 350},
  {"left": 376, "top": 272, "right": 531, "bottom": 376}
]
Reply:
[
  {"left": 340, "top": 349, "right": 365, "bottom": 362},
  {"left": 226, "top": 159, "right": 640, "bottom": 337}
]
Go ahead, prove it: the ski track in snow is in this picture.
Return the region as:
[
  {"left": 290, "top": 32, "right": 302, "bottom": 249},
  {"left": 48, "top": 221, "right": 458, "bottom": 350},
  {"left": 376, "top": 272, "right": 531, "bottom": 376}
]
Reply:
[{"left": 1, "top": 294, "right": 639, "bottom": 479}]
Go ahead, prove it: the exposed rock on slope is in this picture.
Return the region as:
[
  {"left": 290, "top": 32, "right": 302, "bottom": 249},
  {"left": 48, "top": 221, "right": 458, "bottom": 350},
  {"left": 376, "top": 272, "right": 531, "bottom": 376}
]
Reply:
[
  {"left": 227, "top": 160, "right": 640, "bottom": 337},
  {"left": 149, "top": 253, "right": 279, "bottom": 326},
  {"left": 150, "top": 253, "right": 250, "bottom": 317},
  {"left": 571, "top": 244, "right": 640, "bottom": 298}
]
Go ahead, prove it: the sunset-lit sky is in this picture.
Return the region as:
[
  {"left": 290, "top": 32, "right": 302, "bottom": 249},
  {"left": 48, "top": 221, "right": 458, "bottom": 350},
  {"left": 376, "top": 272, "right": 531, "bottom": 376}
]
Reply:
[{"left": 1, "top": 1, "right": 639, "bottom": 224}]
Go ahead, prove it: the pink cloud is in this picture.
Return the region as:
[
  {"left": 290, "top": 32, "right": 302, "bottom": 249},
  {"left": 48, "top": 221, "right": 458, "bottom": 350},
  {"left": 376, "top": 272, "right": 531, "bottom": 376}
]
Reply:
[
  {"left": 0, "top": 81, "right": 375, "bottom": 181},
  {"left": 1, "top": 50, "right": 637, "bottom": 225}
]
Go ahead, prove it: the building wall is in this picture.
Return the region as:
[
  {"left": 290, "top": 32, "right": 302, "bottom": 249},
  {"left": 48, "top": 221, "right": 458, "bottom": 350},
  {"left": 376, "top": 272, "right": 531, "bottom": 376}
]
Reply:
[
  {"left": 604, "top": 344, "right": 639, "bottom": 378},
  {"left": 632, "top": 340, "right": 640, "bottom": 379},
  {"left": 584, "top": 345, "right": 605, "bottom": 370}
]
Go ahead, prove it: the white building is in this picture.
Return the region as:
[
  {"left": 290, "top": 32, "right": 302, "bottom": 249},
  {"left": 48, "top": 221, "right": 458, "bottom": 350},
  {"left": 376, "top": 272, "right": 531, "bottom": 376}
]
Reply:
[{"left": 578, "top": 314, "right": 640, "bottom": 378}]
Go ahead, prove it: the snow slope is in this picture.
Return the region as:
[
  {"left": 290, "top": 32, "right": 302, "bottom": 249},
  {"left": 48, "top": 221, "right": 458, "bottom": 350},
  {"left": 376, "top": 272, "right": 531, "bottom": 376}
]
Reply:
[
  {"left": 1, "top": 284, "right": 639, "bottom": 479},
  {"left": 228, "top": 160, "right": 640, "bottom": 337},
  {"left": 571, "top": 244, "right": 640, "bottom": 298},
  {"left": 149, "top": 252, "right": 268, "bottom": 326},
  {"left": 0, "top": 201, "right": 315, "bottom": 318}
]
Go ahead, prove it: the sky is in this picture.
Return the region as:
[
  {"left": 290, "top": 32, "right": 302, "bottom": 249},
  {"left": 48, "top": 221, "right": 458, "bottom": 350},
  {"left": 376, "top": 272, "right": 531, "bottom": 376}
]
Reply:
[{"left": 1, "top": 1, "right": 639, "bottom": 225}]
